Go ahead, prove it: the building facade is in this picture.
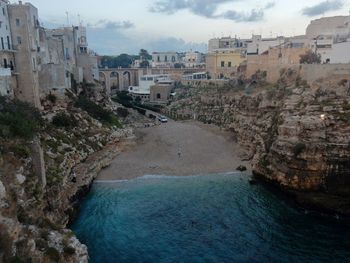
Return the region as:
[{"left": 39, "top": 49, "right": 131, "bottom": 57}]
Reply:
[
  {"left": 184, "top": 51, "right": 204, "bottom": 68},
  {"left": 8, "top": 1, "right": 41, "bottom": 107},
  {"left": 152, "top": 52, "right": 180, "bottom": 68},
  {"left": 206, "top": 50, "right": 245, "bottom": 79},
  {"left": 0, "top": 0, "right": 15, "bottom": 97}
]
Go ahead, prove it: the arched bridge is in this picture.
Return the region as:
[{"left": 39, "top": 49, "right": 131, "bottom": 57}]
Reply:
[{"left": 99, "top": 68, "right": 139, "bottom": 95}]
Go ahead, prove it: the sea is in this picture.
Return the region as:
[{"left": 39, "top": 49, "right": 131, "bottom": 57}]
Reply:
[{"left": 72, "top": 172, "right": 350, "bottom": 263}]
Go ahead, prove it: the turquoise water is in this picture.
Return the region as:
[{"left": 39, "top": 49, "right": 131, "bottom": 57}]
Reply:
[{"left": 72, "top": 173, "right": 350, "bottom": 263}]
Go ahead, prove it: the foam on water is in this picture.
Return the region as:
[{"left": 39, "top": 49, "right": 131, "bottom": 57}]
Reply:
[{"left": 72, "top": 173, "right": 350, "bottom": 263}]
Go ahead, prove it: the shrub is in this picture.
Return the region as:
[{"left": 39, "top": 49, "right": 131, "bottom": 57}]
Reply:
[
  {"left": 75, "top": 96, "right": 121, "bottom": 127},
  {"left": 293, "top": 143, "right": 306, "bottom": 157},
  {"left": 11, "top": 144, "right": 30, "bottom": 158},
  {"left": 259, "top": 157, "right": 270, "bottom": 168},
  {"left": 0, "top": 97, "right": 42, "bottom": 139},
  {"left": 116, "top": 107, "right": 129, "bottom": 118},
  {"left": 52, "top": 112, "right": 75, "bottom": 128},
  {"left": 63, "top": 246, "right": 76, "bottom": 255},
  {"left": 300, "top": 50, "right": 321, "bottom": 64},
  {"left": 45, "top": 247, "right": 60, "bottom": 262},
  {"left": 46, "top": 93, "right": 57, "bottom": 104}
]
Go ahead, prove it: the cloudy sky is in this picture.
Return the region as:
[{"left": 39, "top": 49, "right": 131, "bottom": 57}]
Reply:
[{"left": 25, "top": 0, "right": 350, "bottom": 55}]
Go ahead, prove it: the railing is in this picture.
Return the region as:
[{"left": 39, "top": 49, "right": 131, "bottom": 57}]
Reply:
[{"left": 1, "top": 43, "right": 18, "bottom": 51}]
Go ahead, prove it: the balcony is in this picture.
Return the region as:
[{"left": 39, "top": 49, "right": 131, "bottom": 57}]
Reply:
[{"left": 1, "top": 43, "right": 18, "bottom": 52}]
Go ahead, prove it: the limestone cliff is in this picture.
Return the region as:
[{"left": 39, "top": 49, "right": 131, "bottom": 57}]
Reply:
[
  {"left": 168, "top": 71, "right": 350, "bottom": 215},
  {"left": 0, "top": 93, "right": 135, "bottom": 262}
]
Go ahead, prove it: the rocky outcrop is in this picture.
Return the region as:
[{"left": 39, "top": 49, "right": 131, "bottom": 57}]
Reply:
[
  {"left": 168, "top": 72, "right": 350, "bottom": 215},
  {"left": 0, "top": 96, "right": 136, "bottom": 262}
]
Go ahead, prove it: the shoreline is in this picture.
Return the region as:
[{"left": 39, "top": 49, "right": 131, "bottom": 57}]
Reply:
[{"left": 97, "top": 120, "right": 250, "bottom": 181}]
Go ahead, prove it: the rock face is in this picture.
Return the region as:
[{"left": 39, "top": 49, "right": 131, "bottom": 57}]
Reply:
[
  {"left": 0, "top": 98, "right": 136, "bottom": 262},
  {"left": 168, "top": 73, "right": 350, "bottom": 215}
]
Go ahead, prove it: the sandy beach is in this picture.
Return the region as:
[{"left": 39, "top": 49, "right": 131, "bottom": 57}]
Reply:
[{"left": 98, "top": 120, "right": 250, "bottom": 180}]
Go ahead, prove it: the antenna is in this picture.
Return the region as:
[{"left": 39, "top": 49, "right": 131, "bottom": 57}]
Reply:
[{"left": 65, "top": 11, "right": 69, "bottom": 26}]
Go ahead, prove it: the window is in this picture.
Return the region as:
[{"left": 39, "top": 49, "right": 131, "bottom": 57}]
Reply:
[
  {"left": 172, "top": 56, "right": 176, "bottom": 62},
  {"left": 221, "top": 61, "right": 225, "bottom": 67},
  {"left": 17, "top": 36, "right": 21, "bottom": 44},
  {"left": 3, "top": 59, "right": 7, "bottom": 68},
  {"left": 16, "top": 19, "right": 20, "bottom": 26},
  {"left": 228, "top": 62, "right": 232, "bottom": 67},
  {"left": 1, "top": 37, "right": 4, "bottom": 50},
  {"left": 32, "top": 58, "right": 36, "bottom": 70},
  {"left": 2, "top": 8, "right": 5, "bottom": 16},
  {"left": 157, "top": 93, "right": 161, "bottom": 99},
  {"left": 165, "top": 55, "right": 167, "bottom": 62},
  {"left": 157, "top": 56, "right": 160, "bottom": 62},
  {"left": 7, "top": 36, "right": 10, "bottom": 49}
]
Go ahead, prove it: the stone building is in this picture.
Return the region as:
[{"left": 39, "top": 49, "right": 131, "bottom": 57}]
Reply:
[
  {"left": 306, "top": 15, "right": 350, "bottom": 39},
  {"left": 0, "top": 0, "right": 15, "bottom": 97},
  {"left": 8, "top": 1, "right": 41, "bottom": 108},
  {"left": 150, "top": 83, "right": 173, "bottom": 104},
  {"left": 152, "top": 52, "right": 180, "bottom": 68},
  {"left": 206, "top": 50, "right": 245, "bottom": 79},
  {"left": 306, "top": 15, "right": 350, "bottom": 64},
  {"left": 37, "top": 25, "right": 99, "bottom": 97}
]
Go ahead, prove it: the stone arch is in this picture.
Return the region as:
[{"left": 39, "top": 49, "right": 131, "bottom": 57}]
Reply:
[
  {"left": 122, "top": 71, "right": 131, "bottom": 90},
  {"left": 110, "top": 71, "right": 120, "bottom": 95},
  {"left": 99, "top": 72, "right": 107, "bottom": 90}
]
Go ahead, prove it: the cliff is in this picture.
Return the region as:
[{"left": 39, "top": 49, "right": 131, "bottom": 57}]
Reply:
[
  {"left": 0, "top": 93, "right": 135, "bottom": 262},
  {"left": 168, "top": 71, "right": 350, "bottom": 216}
]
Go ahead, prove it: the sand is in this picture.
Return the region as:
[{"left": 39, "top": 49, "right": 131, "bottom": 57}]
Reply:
[{"left": 98, "top": 120, "right": 250, "bottom": 180}]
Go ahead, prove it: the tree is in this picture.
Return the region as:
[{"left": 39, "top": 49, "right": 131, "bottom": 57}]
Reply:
[
  {"left": 139, "top": 49, "right": 152, "bottom": 61},
  {"left": 299, "top": 50, "right": 321, "bottom": 64},
  {"left": 99, "top": 54, "right": 133, "bottom": 68},
  {"left": 140, "top": 60, "right": 150, "bottom": 68}
]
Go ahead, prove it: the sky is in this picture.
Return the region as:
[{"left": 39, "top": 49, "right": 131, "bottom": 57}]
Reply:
[{"left": 21, "top": 0, "right": 350, "bottom": 55}]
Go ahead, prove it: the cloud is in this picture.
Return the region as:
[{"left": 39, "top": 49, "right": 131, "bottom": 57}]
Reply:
[
  {"left": 150, "top": 0, "right": 233, "bottom": 17},
  {"left": 150, "top": 0, "right": 275, "bottom": 22},
  {"left": 87, "top": 20, "right": 134, "bottom": 30},
  {"left": 220, "top": 9, "right": 264, "bottom": 22},
  {"left": 302, "top": 0, "right": 344, "bottom": 16},
  {"left": 86, "top": 27, "right": 207, "bottom": 55}
]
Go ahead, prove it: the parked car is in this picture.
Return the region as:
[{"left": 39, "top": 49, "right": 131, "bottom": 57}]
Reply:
[{"left": 158, "top": 115, "right": 168, "bottom": 123}]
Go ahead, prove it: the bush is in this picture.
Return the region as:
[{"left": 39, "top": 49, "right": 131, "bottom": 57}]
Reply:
[
  {"left": 63, "top": 246, "right": 76, "bottom": 255},
  {"left": 0, "top": 97, "right": 42, "bottom": 139},
  {"left": 300, "top": 50, "right": 321, "bottom": 64},
  {"left": 45, "top": 247, "right": 60, "bottom": 262},
  {"left": 293, "top": 143, "right": 306, "bottom": 157},
  {"left": 46, "top": 93, "right": 57, "bottom": 104},
  {"left": 11, "top": 144, "right": 30, "bottom": 158},
  {"left": 75, "top": 96, "right": 121, "bottom": 127},
  {"left": 116, "top": 107, "right": 129, "bottom": 118},
  {"left": 52, "top": 112, "right": 75, "bottom": 128}
]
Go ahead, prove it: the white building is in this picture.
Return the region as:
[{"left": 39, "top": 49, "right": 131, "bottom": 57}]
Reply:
[
  {"left": 152, "top": 52, "right": 180, "bottom": 68},
  {"left": 0, "top": 0, "right": 14, "bottom": 97},
  {"left": 182, "top": 72, "right": 207, "bottom": 81},
  {"left": 246, "top": 35, "right": 286, "bottom": 55},
  {"left": 208, "top": 37, "right": 248, "bottom": 53},
  {"left": 128, "top": 74, "right": 173, "bottom": 99},
  {"left": 306, "top": 15, "right": 350, "bottom": 39},
  {"left": 305, "top": 15, "right": 350, "bottom": 64},
  {"left": 184, "top": 51, "right": 204, "bottom": 68},
  {"left": 330, "top": 40, "right": 350, "bottom": 64}
]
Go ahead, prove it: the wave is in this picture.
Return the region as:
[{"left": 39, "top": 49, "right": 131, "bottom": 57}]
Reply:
[{"left": 94, "top": 171, "right": 244, "bottom": 184}]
